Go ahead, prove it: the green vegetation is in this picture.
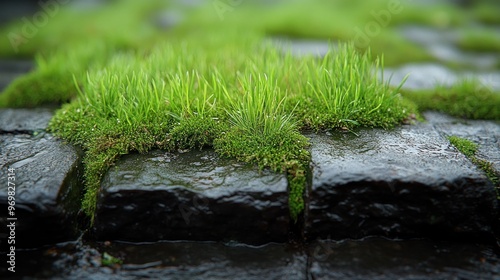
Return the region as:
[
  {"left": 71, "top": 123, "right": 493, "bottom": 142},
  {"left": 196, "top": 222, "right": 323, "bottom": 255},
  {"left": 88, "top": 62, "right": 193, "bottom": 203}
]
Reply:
[
  {"left": 48, "top": 40, "right": 411, "bottom": 221},
  {"left": 456, "top": 29, "right": 500, "bottom": 53},
  {"left": 448, "top": 136, "right": 499, "bottom": 190},
  {"left": 101, "top": 252, "right": 122, "bottom": 267},
  {"left": 0, "top": 0, "right": 163, "bottom": 58},
  {"left": 403, "top": 79, "right": 500, "bottom": 120},
  {"left": 448, "top": 136, "right": 478, "bottom": 158},
  {"left": 1, "top": 0, "right": 499, "bottom": 222},
  {"left": 473, "top": 2, "right": 500, "bottom": 25}
]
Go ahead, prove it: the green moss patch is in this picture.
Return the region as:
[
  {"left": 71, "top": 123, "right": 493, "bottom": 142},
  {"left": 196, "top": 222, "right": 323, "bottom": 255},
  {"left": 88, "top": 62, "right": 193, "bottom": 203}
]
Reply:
[
  {"left": 47, "top": 41, "right": 413, "bottom": 221},
  {"left": 403, "top": 79, "right": 500, "bottom": 120},
  {"left": 448, "top": 136, "right": 499, "bottom": 193}
]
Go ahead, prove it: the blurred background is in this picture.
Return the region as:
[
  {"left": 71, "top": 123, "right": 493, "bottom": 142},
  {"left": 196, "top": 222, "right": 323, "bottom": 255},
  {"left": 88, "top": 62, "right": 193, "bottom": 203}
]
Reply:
[{"left": 0, "top": 0, "right": 499, "bottom": 92}]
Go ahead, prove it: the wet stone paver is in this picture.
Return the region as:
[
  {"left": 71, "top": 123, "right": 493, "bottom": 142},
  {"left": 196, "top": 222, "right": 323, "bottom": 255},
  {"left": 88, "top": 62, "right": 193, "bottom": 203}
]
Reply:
[
  {"left": 305, "top": 122, "right": 498, "bottom": 241},
  {"left": 93, "top": 149, "right": 289, "bottom": 245},
  {"left": 3, "top": 238, "right": 499, "bottom": 279},
  {"left": 0, "top": 109, "right": 83, "bottom": 248},
  {"left": 424, "top": 111, "right": 500, "bottom": 177}
]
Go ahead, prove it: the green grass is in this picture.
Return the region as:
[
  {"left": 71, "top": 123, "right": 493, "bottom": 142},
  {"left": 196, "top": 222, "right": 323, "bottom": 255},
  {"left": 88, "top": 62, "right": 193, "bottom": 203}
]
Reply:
[
  {"left": 48, "top": 41, "right": 413, "bottom": 221},
  {"left": 403, "top": 79, "right": 500, "bottom": 120},
  {"left": 448, "top": 136, "right": 499, "bottom": 190},
  {"left": 295, "top": 47, "right": 410, "bottom": 129}
]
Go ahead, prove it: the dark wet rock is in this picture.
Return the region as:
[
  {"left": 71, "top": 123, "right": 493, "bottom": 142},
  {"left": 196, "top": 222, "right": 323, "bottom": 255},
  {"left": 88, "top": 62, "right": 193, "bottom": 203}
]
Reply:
[
  {"left": 94, "top": 149, "right": 289, "bottom": 245},
  {"left": 5, "top": 238, "right": 500, "bottom": 279},
  {"left": 0, "top": 108, "right": 53, "bottom": 132},
  {"left": 308, "top": 237, "right": 500, "bottom": 280},
  {"left": 3, "top": 241, "right": 307, "bottom": 280},
  {"left": 0, "top": 60, "right": 33, "bottom": 92},
  {"left": 424, "top": 111, "right": 500, "bottom": 178},
  {"left": 305, "top": 124, "right": 498, "bottom": 241},
  {"left": 0, "top": 133, "right": 83, "bottom": 248}
]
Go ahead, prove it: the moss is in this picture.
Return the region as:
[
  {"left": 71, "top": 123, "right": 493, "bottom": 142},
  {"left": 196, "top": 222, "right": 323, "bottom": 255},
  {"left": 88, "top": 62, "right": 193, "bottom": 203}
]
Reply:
[
  {"left": 403, "top": 79, "right": 500, "bottom": 120},
  {"left": 45, "top": 39, "right": 415, "bottom": 222},
  {"left": 473, "top": 3, "right": 500, "bottom": 25},
  {"left": 168, "top": 117, "right": 227, "bottom": 151},
  {"left": 214, "top": 128, "right": 310, "bottom": 220},
  {"left": 448, "top": 136, "right": 499, "bottom": 192},
  {"left": 448, "top": 135, "right": 478, "bottom": 158},
  {"left": 101, "top": 252, "right": 122, "bottom": 267}
]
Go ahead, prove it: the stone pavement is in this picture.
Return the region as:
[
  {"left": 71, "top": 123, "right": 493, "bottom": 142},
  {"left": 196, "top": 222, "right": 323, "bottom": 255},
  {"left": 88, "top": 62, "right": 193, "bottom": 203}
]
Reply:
[{"left": 1, "top": 108, "right": 498, "bottom": 248}]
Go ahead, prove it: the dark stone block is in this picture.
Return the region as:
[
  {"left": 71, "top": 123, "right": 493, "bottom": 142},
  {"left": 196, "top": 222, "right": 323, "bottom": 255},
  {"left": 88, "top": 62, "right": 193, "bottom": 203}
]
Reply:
[
  {"left": 94, "top": 149, "right": 289, "bottom": 245},
  {"left": 305, "top": 124, "right": 498, "bottom": 240},
  {"left": 0, "top": 133, "right": 83, "bottom": 248}
]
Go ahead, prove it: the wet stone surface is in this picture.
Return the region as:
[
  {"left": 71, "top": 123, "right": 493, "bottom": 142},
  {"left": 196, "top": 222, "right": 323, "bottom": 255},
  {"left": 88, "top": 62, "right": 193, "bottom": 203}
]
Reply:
[
  {"left": 0, "top": 133, "right": 83, "bottom": 248},
  {"left": 3, "top": 238, "right": 499, "bottom": 279},
  {"left": 94, "top": 149, "right": 289, "bottom": 245},
  {"left": 0, "top": 109, "right": 83, "bottom": 248},
  {"left": 1, "top": 241, "right": 307, "bottom": 280},
  {"left": 424, "top": 111, "right": 500, "bottom": 177},
  {"left": 305, "top": 123, "right": 498, "bottom": 241},
  {"left": 0, "top": 108, "right": 53, "bottom": 132},
  {"left": 308, "top": 237, "right": 500, "bottom": 280}
]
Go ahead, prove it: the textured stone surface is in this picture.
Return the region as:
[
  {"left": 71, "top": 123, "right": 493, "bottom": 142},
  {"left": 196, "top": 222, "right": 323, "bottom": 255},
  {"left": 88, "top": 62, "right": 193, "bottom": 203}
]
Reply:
[
  {"left": 5, "top": 238, "right": 500, "bottom": 279},
  {"left": 0, "top": 133, "right": 83, "bottom": 248},
  {"left": 425, "top": 111, "right": 500, "bottom": 177},
  {"left": 308, "top": 237, "right": 500, "bottom": 280},
  {"left": 305, "top": 123, "right": 498, "bottom": 240},
  {"left": 94, "top": 149, "right": 289, "bottom": 244},
  {"left": 0, "top": 108, "right": 53, "bottom": 132}
]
